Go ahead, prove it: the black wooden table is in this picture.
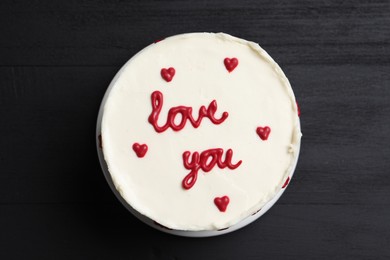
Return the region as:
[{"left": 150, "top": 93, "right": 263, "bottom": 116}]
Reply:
[{"left": 1, "top": 1, "right": 389, "bottom": 259}]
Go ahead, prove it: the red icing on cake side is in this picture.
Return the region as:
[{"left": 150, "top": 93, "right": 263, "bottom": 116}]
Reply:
[
  {"left": 282, "top": 176, "right": 290, "bottom": 188},
  {"left": 132, "top": 143, "right": 148, "bottom": 158},
  {"left": 214, "top": 196, "right": 230, "bottom": 212},
  {"left": 182, "top": 148, "right": 242, "bottom": 189},
  {"left": 148, "top": 91, "right": 229, "bottom": 133},
  {"left": 224, "top": 57, "right": 238, "bottom": 72},
  {"left": 154, "top": 38, "right": 165, "bottom": 43}
]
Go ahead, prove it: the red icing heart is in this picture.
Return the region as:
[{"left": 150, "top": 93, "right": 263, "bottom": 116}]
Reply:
[
  {"left": 256, "top": 126, "right": 271, "bottom": 141},
  {"left": 132, "top": 143, "right": 148, "bottom": 158},
  {"left": 296, "top": 101, "right": 301, "bottom": 117},
  {"left": 161, "top": 67, "right": 175, "bottom": 82},
  {"left": 214, "top": 196, "right": 230, "bottom": 212},
  {"left": 224, "top": 57, "right": 238, "bottom": 72}
]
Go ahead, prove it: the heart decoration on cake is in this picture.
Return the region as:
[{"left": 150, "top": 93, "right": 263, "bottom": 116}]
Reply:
[
  {"left": 161, "top": 67, "right": 176, "bottom": 82},
  {"left": 256, "top": 126, "right": 271, "bottom": 141},
  {"left": 132, "top": 143, "right": 148, "bottom": 158},
  {"left": 214, "top": 196, "right": 230, "bottom": 212},
  {"left": 224, "top": 57, "right": 238, "bottom": 72}
]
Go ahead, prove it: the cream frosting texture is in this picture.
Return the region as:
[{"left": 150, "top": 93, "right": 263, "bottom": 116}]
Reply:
[{"left": 101, "top": 32, "right": 302, "bottom": 231}]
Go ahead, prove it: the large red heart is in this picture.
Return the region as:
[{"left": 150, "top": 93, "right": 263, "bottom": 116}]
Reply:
[
  {"left": 256, "top": 126, "right": 271, "bottom": 141},
  {"left": 161, "top": 67, "right": 175, "bottom": 82},
  {"left": 224, "top": 57, "right": 238, "bottom": 72},
  {"left": 214, "top": 196, "right": 230, "bottom": 212},
  {"left": 132, "top": 143, "right": 148, "bottom": 158}
]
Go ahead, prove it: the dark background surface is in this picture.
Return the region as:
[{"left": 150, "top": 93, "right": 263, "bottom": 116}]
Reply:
[{"left": 1, "top": 0, "right": 389, "bottom": 259}]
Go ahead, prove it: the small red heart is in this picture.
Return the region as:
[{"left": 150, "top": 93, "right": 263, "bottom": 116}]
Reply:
[
  {"left": 256, "top": 126, "right": 271, "bottom": 141},
  {"left": 214, "top": 196, "right": 230, "bottom": 212},
  {"left": 224, "top": 57, "right": 238, "bottom": 72},
  {"left": 161, "top": 67, "right": 175, "bottom": 82},
  {"left": 132, "top": 143, "right": 148, "bottom": 158}
]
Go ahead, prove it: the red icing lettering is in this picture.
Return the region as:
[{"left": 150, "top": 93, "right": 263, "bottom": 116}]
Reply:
[
  {"left": 148, "top": 91, "right": 229, "bottom": 133},
  {"left": 296, "top": 101, "right": 301, "bottom": 117},
  {"left": 214, "top": 196, "right": 230, "bottom": 212},
  {"left": 224, "top": 57, "right": 238, "bottom": 72},
  {"left": 182, "top": 148, "right": 242, "bottom": 189}
]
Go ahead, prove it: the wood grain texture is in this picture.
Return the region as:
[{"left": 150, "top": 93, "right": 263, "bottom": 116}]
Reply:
[
  {"left": 0, "top": 0, "right": 389, "bottom": 259},
  {"left": 0, "top": 0, "right": 389, "bottom": 66}
]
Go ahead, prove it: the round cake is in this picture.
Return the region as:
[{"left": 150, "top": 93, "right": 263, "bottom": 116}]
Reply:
[{"left": 97, "top": 32, "right": 302, "bottom": 233}]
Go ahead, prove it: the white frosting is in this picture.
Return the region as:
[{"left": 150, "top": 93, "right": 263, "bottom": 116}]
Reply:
[{"left": 101, "top": 32, "right": 302, "bottom": 231}]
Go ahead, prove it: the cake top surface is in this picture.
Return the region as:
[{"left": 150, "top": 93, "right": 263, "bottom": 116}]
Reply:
[{"left": 101, "top": 32, "right": 301, "bottom": 231}]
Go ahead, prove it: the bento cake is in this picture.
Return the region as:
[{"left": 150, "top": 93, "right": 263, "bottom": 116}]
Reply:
[{"left": 100, "top": 32, "right": 302, "bottom": 231}]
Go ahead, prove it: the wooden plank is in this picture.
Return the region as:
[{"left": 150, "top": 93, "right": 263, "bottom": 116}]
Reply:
[
  {"left": 0, "top": 204, "right": 388, "bottom": 259},
  {"left": 0, "top": 0, "right": 389, "bottom": 66}
]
